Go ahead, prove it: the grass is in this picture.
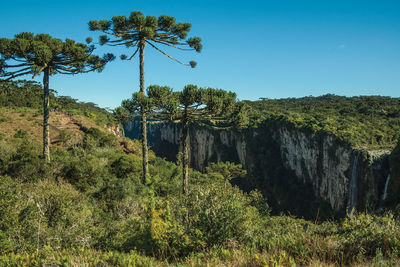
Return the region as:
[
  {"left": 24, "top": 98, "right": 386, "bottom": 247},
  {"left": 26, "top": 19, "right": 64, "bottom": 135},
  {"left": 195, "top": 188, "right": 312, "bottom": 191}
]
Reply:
[{"left": 0, "top": 107, "right": 120, "bottom": 149}]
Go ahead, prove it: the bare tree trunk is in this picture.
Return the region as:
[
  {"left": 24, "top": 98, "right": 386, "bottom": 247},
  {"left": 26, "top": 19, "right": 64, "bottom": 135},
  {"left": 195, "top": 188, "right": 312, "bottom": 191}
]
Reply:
[
  {"left": 139, "top": 39, "right": 149, "bottom": 184},
  {"left": 182, "top": 109, "right": 189, "bottom": 195},
  {"left": 43, "top": 67, "right": 50, "bottom": 163}
]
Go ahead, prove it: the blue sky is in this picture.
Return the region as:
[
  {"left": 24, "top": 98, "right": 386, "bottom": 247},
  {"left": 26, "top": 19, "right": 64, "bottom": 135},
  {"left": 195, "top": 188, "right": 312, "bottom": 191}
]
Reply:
[{"left": 1, "top": 0, "right": 399, "bottom": 108}]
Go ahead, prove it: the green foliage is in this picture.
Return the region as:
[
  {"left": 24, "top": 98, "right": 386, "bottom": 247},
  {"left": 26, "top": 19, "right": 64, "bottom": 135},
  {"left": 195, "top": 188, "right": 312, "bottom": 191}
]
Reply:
[
  {"left": 0, "top": 128, "right": 269, "bottom": 259},
  {"left": 137, "top": 84, "right": 238, "bottom": 124},
  {"left": 113, "top": 105, "right": 132, "bottom": 123},
  {"left": 89, "top": 11, "right": 202, "bottom": 67},
  {"left": 62, "top": 154, "right": 108, "bottom": 193},
  {"left": 83, "top": 127, "right": 119, "bottom": 149},
  {"left": 0, "top": 136, "right": 48, "bottom": 182},
  {"left": 0, "top": 80, "right": 45, "bottom": 109},
  {"left": 111, "top": 154, "right": 142, "bottom": 179},
  {"left": 206, "top": 161, "right": 247, "bottom": 185},
  {"left": 0, "top": 177, "right": 93, "bottom": 253},
  {"left": 1, "top": 107, "right": 400, "bottom": 265},
  {"left": 340, "top": 213, "right": 400, "bottom": 259},
  {"left": 180, "top": 184, "right": 267, "bottom": 248},
  {"left": 0, "top": 32, "right": 113, "bottom": 79},
  {"left": 122, "top": 84, "right": 240, "bottom": 194},
  {"left": 249, "top": 95, "right": 400, "bottom": 149},
  {"left": 0, "top": 248, "right": 159, "bottom": 266}
]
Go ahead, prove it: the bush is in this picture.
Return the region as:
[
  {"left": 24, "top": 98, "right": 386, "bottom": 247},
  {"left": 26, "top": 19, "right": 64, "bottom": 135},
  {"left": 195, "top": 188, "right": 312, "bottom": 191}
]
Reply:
[
  {"left": 179, "top": 184, "right": 266, "bottom": 248},
  {"left": 83, "top": 128, "right": 119, "bottom": 150},
  {"left": 339, "top": 213, "right": 400, "bottom": 260},
  {"left": 0, "top": 178, "right": 94, "bottom": 253},
  {"left": 62, "top": 154, "right": 109, "bottom": 193},
  {"left": 0, "top": 137, "right": 49, "bottom": 182},
  {"left": 111, "top": 154, "right": 142, "bottom": 179}
]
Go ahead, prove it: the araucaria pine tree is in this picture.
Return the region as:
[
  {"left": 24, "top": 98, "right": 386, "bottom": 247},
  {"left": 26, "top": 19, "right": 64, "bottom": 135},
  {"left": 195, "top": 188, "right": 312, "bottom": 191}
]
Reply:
[
  {"left": 0, "top": 32, "right": 113, "bottom": 162},
  {"left": 127, "top": 85, "right": 237, "bottom": 195},
  {"left": 88, "top": 11, "right": 202, "bottom": 184}
]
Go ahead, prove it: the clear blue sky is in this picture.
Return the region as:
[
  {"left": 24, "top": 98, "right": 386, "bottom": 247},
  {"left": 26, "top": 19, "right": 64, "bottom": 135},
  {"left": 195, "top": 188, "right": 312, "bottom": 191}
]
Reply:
[{"left": 1, "top": 0, "right": 399, "bottom": 108}]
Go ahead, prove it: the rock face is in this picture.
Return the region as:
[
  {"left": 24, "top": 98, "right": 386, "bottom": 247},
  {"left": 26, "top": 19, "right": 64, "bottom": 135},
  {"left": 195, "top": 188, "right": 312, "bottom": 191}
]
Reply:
[{"left": 124, "top": 120, "right": 393, "bottom": 217}]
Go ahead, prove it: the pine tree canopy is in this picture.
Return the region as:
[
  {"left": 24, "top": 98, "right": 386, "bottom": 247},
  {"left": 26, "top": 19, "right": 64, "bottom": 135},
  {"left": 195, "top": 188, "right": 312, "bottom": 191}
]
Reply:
[
  {"left": 0, "top": 32, "right": 114, "bottom": 80},
  {"left": 122, "top": 84, "right": 242, "bottom": 126},
  {"left": 89, "top": 11, "right": 202, "bottom": 67}
]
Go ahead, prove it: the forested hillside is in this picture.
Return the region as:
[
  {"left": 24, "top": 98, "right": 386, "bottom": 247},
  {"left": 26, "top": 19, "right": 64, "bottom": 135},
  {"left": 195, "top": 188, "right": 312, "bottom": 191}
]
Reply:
[{"left": 248, "top": 95, "right": 400, "bottom": 150}]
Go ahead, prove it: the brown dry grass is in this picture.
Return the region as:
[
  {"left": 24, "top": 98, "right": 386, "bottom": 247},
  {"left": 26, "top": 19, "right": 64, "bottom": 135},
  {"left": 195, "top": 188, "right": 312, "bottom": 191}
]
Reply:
[{"left": 0, "top": 107, "right": 117, "bottom": 148}]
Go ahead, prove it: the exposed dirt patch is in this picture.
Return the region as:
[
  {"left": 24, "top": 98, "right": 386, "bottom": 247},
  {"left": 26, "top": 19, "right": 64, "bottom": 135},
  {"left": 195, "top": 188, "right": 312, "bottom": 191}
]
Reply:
[
  {"left": 0, "top": 108, "right": 112, "bottom": 148},
  {"left": 0, "top": 107, "right": 142, "bottom": 157}
]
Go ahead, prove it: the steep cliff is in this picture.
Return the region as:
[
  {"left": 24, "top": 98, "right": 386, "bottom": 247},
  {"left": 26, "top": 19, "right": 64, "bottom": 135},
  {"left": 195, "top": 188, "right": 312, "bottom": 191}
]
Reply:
[
  {"left": 385, "top": 141, "right": 400, "bottom": 209},
  {"left": 124, "top": 119, "right": 393, "bottom": 218}
]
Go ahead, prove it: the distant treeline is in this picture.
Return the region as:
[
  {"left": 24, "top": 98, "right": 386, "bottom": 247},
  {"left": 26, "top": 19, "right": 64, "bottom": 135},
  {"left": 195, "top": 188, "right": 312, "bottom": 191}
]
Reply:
[{"left": 247, "top": 94, "right": 400, "bottom": 149}]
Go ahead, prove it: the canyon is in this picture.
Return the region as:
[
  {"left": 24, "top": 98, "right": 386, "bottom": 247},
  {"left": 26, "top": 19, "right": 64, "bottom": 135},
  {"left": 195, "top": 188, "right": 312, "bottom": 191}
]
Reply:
[{"left": 125, "top": 119, "right": 397, "bottom": 218}]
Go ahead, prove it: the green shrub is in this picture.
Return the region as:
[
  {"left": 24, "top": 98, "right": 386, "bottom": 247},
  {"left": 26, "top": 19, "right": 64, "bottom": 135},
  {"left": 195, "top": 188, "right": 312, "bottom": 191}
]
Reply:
[
  {"left": 62, "top": 154, "right": 108, "bottom": 193},
  {"left": 83, "top": 128, "right": 119, "bottom": 150},
  {"left": 339, "top": 213, "right": 400, "bottom": 260},
  {"left": 0, "top": 115, "right": 10, "bottom": 123},
  {"left": 0, "top": 178, "right": 94, "bottom": 253},
  {"left": 179, "top": 184, "right": 266, "bottom": 248},
  {"left": 13, "top": 129, "right": 29, "bottom": 139},
  {"left": 0, "top": 137, "right": 49, "bottom": 182},
  {"left": 111, "top": 154, "right": 142, "bottom": 179}
]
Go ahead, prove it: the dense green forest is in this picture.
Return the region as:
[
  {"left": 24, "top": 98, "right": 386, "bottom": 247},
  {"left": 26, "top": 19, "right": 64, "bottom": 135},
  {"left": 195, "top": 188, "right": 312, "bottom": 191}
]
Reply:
[
  {"left": 248, "top": 94, "right": 400, "bottom": 150},
  {"left": 1, "top": 81, "right": 400, "bottom": 266}
]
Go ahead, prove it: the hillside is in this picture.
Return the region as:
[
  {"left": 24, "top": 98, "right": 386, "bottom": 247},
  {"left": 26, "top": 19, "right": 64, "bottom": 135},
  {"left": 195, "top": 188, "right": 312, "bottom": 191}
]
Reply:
[
  {"left": 0, "top": 80, "right": 119, "bottom": 132},
  {"left": 0, "top": 108, "right": 117, "bottom": 146},
  {"left": 247, "top": 94, "right": 400, "bottom": 150},
  {"left": 2, "top": 81, "right": 400, "bottom": 266}
]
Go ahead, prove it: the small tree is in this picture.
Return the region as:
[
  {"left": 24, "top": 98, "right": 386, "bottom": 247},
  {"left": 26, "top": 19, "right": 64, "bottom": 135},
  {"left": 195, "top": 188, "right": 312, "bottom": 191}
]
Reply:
[
  {"left": 206, "top": 161, "right": 247, "bottom": 188},
  {"left": 122, "top": 85, "right": 237, "bottom": 194},
  {"left": 0, "top": 32, "right": 113, "bottom": 162},
  {"left": 89, "top": 11, "right": 202, "bottom": 184}
]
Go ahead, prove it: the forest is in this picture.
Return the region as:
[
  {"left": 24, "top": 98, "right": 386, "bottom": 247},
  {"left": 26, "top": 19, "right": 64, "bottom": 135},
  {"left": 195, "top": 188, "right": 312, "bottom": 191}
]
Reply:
[
  {"left": 247, "top": 94, "right": 400, "bottom": 150},
  {"left": 1, "top": 10, "right": 400, "bottom": 267}
]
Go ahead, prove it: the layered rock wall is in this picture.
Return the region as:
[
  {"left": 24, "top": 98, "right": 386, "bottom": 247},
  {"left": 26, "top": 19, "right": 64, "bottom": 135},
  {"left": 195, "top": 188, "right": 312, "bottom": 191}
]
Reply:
[{"left": 124, "top": 120, "right": 392, "bottom": 216}]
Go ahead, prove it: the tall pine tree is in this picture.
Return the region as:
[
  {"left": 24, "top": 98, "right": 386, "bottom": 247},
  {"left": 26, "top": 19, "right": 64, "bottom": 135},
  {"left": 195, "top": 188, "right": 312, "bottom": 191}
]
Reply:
[
  {"left": 123, "top": 85, "right": 238, "bottom": 195},
  {"left": 89, "top": 11, "right": 202, "bottom": 184},
  {"left": 0, "top": 32, "right": 113, "bottom": 162}
]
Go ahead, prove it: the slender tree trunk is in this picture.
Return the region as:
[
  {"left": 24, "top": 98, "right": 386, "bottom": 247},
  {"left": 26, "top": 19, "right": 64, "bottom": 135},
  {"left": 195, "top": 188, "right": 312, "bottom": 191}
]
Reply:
[
  {"left": 43, "top": 67, "right": 50, "bottom": 163},
  {"left": 139, "top": 39, "right": 149, "bottom": 184},
  {"left": 182, "top": 109, "right": 189, "bottom": 195}
]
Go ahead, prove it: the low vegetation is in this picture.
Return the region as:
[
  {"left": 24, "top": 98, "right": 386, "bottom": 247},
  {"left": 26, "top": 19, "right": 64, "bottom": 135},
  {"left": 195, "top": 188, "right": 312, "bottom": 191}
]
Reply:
[{"left": 1, "top": 81, "right": 400, "bottom": 266}]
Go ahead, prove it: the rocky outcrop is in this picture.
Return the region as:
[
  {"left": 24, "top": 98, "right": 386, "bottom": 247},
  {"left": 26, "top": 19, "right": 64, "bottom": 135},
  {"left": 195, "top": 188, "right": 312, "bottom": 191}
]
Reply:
[
  {"left": 107, "top": 124, "right": 124, "bottom": 137},
  {"left": 124, "top": 119, "right": 393, "bottom": 217}
]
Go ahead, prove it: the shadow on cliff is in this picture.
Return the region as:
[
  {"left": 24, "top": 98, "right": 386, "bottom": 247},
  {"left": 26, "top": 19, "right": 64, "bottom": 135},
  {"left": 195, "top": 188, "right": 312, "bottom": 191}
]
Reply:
[
  {"left": 384, "top": 140, "right": 400, "bottom": 210},
  {"left": 239, "top": 123, "right": 337, "bottom": 221},
  {"left": 124, "top": 118, "right": 338, "bottom": 221}
]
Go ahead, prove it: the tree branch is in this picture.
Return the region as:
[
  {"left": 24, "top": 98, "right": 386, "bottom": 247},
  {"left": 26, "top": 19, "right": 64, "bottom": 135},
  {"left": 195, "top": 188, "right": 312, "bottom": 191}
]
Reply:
[
  {"left": 32, "top": 64, "right": 47, "bottom": 79},
  {"left": 2, "top": 70, "right": 33, "bottom": 81},
  {"left": 128, "top": 47, "right": 139, "bottom": 60},
  {"left": 146, "top": 41, "right": 189, "bottom": 66},
  {"left": 154, "top": 39, "right": 194, "bottom": 51}
]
